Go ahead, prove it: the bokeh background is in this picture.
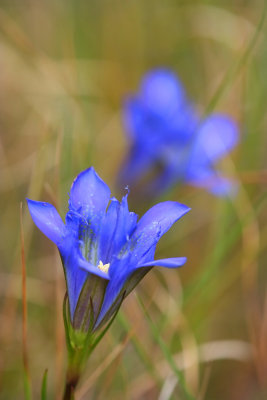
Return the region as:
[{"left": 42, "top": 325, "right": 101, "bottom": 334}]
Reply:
[{"left": 0, "top": 0, "right": 267, "bottom": 399}]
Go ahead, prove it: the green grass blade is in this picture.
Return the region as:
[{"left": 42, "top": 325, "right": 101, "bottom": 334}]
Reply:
[
  {"left": 23, "top": 370, "right": 31, "bottom": 400},
  {"left": 41, "top": 369, "right": 48, "bottom": 400},
  {"left": 204, "top": 0, "right": 267, "bottom": 116}
]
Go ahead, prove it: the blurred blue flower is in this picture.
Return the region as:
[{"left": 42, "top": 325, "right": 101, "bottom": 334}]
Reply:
[
  {"left": 27, "top": 167, "right": 190, "bottom": 332},
  {"left": 120, "top": 69, "right": 239, "bottom": 196}
]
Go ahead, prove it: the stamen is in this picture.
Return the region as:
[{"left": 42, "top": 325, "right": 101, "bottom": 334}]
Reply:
[{"left": 97, "top": 260, "right": 110, "bottom": 274}]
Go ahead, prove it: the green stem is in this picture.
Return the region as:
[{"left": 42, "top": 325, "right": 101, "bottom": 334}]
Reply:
[
  {"left": 63, "top": 372, "right": 79, "bottom": 400},
  {"left": 62, "top": 295, "right": 93, "bottom": 400},
  {"left": 62, "top": 350, "right": 83, "bottom": 400},
  {"left": 62, "top": 294, "right": 122, "bottom": 399}
]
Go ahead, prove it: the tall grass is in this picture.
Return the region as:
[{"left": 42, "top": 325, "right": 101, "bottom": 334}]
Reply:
[{"left": 0, "top": 0, "right": 266, "bottom": 399}]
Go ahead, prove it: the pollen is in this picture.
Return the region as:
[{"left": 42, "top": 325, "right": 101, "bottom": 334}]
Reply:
[{"left": 97, "top": 260, "right": 110, "bottom": 274}]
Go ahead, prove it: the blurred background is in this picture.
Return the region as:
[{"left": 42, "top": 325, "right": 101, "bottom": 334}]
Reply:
[{"left": 0, "top": 0, "right": 267, "bottom": 398}]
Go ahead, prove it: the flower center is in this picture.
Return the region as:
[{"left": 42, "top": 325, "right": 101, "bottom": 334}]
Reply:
[{"left": 97, "top": 260, "right": 110, "bottom": 274}]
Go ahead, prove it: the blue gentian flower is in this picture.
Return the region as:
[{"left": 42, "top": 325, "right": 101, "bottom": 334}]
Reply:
[
  {"left": 120, "top": 69, "right": 239, "bottom": 196},
  {"left": 27, "top": 167, "right": 190, "bottom": 332}
]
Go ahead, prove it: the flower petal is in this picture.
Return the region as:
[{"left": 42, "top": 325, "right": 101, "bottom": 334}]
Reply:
[
  {"left": 192, "top": 114, "right": 239, "bottom": 164},
  {"left": 110, "top": 195, "right": 138, "bottom": 256},
  {"left": 208, "top": 176, "right": 238, "bottom": 196},
  {"left": 187, "top": 167, "right": 238, "bottom": 196},
  {"left": 98, "top": 198, "right": 120, "bottom": 263},
  {"left": 138, "top": 257, "right": 187, "bottom": 268},
  {"left": 64, "top": 253, "right": 88, "bottom": 319},
  {"left": 78, "top": 257, "right": 111, "bottom": 280},
  {"left": 98, "top": 196, "right": 138, "bottom": 264},
  {"left": 135, "top": 201, "right": 190, "bottom": 236},
  {"left": 95, "top": 203, "right": 190, "bottom": 329},
  {"left": 27, "top": 199, "right": 65, "bottom": 246},
  {"left": 123, "top": 98, "right": 167, "bottom": 150},
  {"left": 69, "top": 167, "right": 111, "bottom": 215},
  {"left": 209, "top": 176, "right": 238, "bottom": 197},
  {"left": 140, "top": 69, "right": 186, "bottom": 114},
  {"left": 123, "top": 98, "right": 146, "bottom": 141},
  {"left": 130, "top": 201, "right": 190, "bottom": 262}
]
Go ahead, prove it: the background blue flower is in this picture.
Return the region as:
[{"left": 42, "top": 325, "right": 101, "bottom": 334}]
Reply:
[
  {"left": 120, "top": 69, "right": 239, "bottom": 196},
  {"left": 27, "top": 167, "right": 190, "bottom": 332}
]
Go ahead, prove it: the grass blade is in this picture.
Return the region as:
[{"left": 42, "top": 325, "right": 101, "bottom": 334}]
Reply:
[
  {"left": 41, "top": 369, "right": 48, "bottom": 400},
  {"left": 204, "top": 0, "right": 267, "bottom": 116}
]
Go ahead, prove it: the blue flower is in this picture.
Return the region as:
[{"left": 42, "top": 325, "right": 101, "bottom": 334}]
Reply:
[
  {"left": 27, "top": 167, "right": 190, "bottom": 332},
  {"left": 120, "top": 69, "right": 239, "bottom": 196}
]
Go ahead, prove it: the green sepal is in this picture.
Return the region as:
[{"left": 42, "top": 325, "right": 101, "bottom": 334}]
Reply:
[
  {"left": 63, "top": 293, "right": 96, "bottom": 373},
  {"left": 63, "top": 294, "right": 74, "bottom": 357}
]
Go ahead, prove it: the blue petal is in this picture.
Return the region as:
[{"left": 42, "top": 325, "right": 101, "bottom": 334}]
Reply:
[
  {"left": 130, "top": 201, "right": 190, "bottom": 262},
  {"left": 138, "top": 257, "right": 187, "bottom": 268},
  {"left": 123, "top": 98, "right": 168, "bottom": 150},
  {"left": 123, "top": 98, "right": 146, "bottom": 142},
  {"left": 191, "top": 114, "right": 239, "bottom": 165},
  {"left": 140, "top": 69, "right": 186, "bottom": 114},
  {"left": 168, "top": 105, "right": 198, "bottom": 144},
  {"left": 110, "top": 195, "right": 138, "bottom": 257},
  {"left": 135, "top": 201, "right": 190, "bottom": 235},
  {"left": 123, "top": 72, "right": 196, "bottom": 146},
  {"left": 98, "top": 198, "right": 120, "bottom": 263},
  {"left": 95, "top": 203, "right": 190, "bottom": 328},
  {"left": 209, "top": 177, "right": 238, "bottom": 196},
  {"left": 27, "top": 199, "right": 65, "bottom": 246},
  {"left": 61, "top": 247, "right": 88, "bottom": 319},
  {"left": 69, "top": 167, "right": 111, "bottom": 216},
  {"left": 187, "top": 167, "right": 238, "bottom": 196},
  {"left": 98, "top": 196, "right": 138, "bottom": 264},
  {"left": 78, "top": 257, "right": 111, "bottom": 280}
]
